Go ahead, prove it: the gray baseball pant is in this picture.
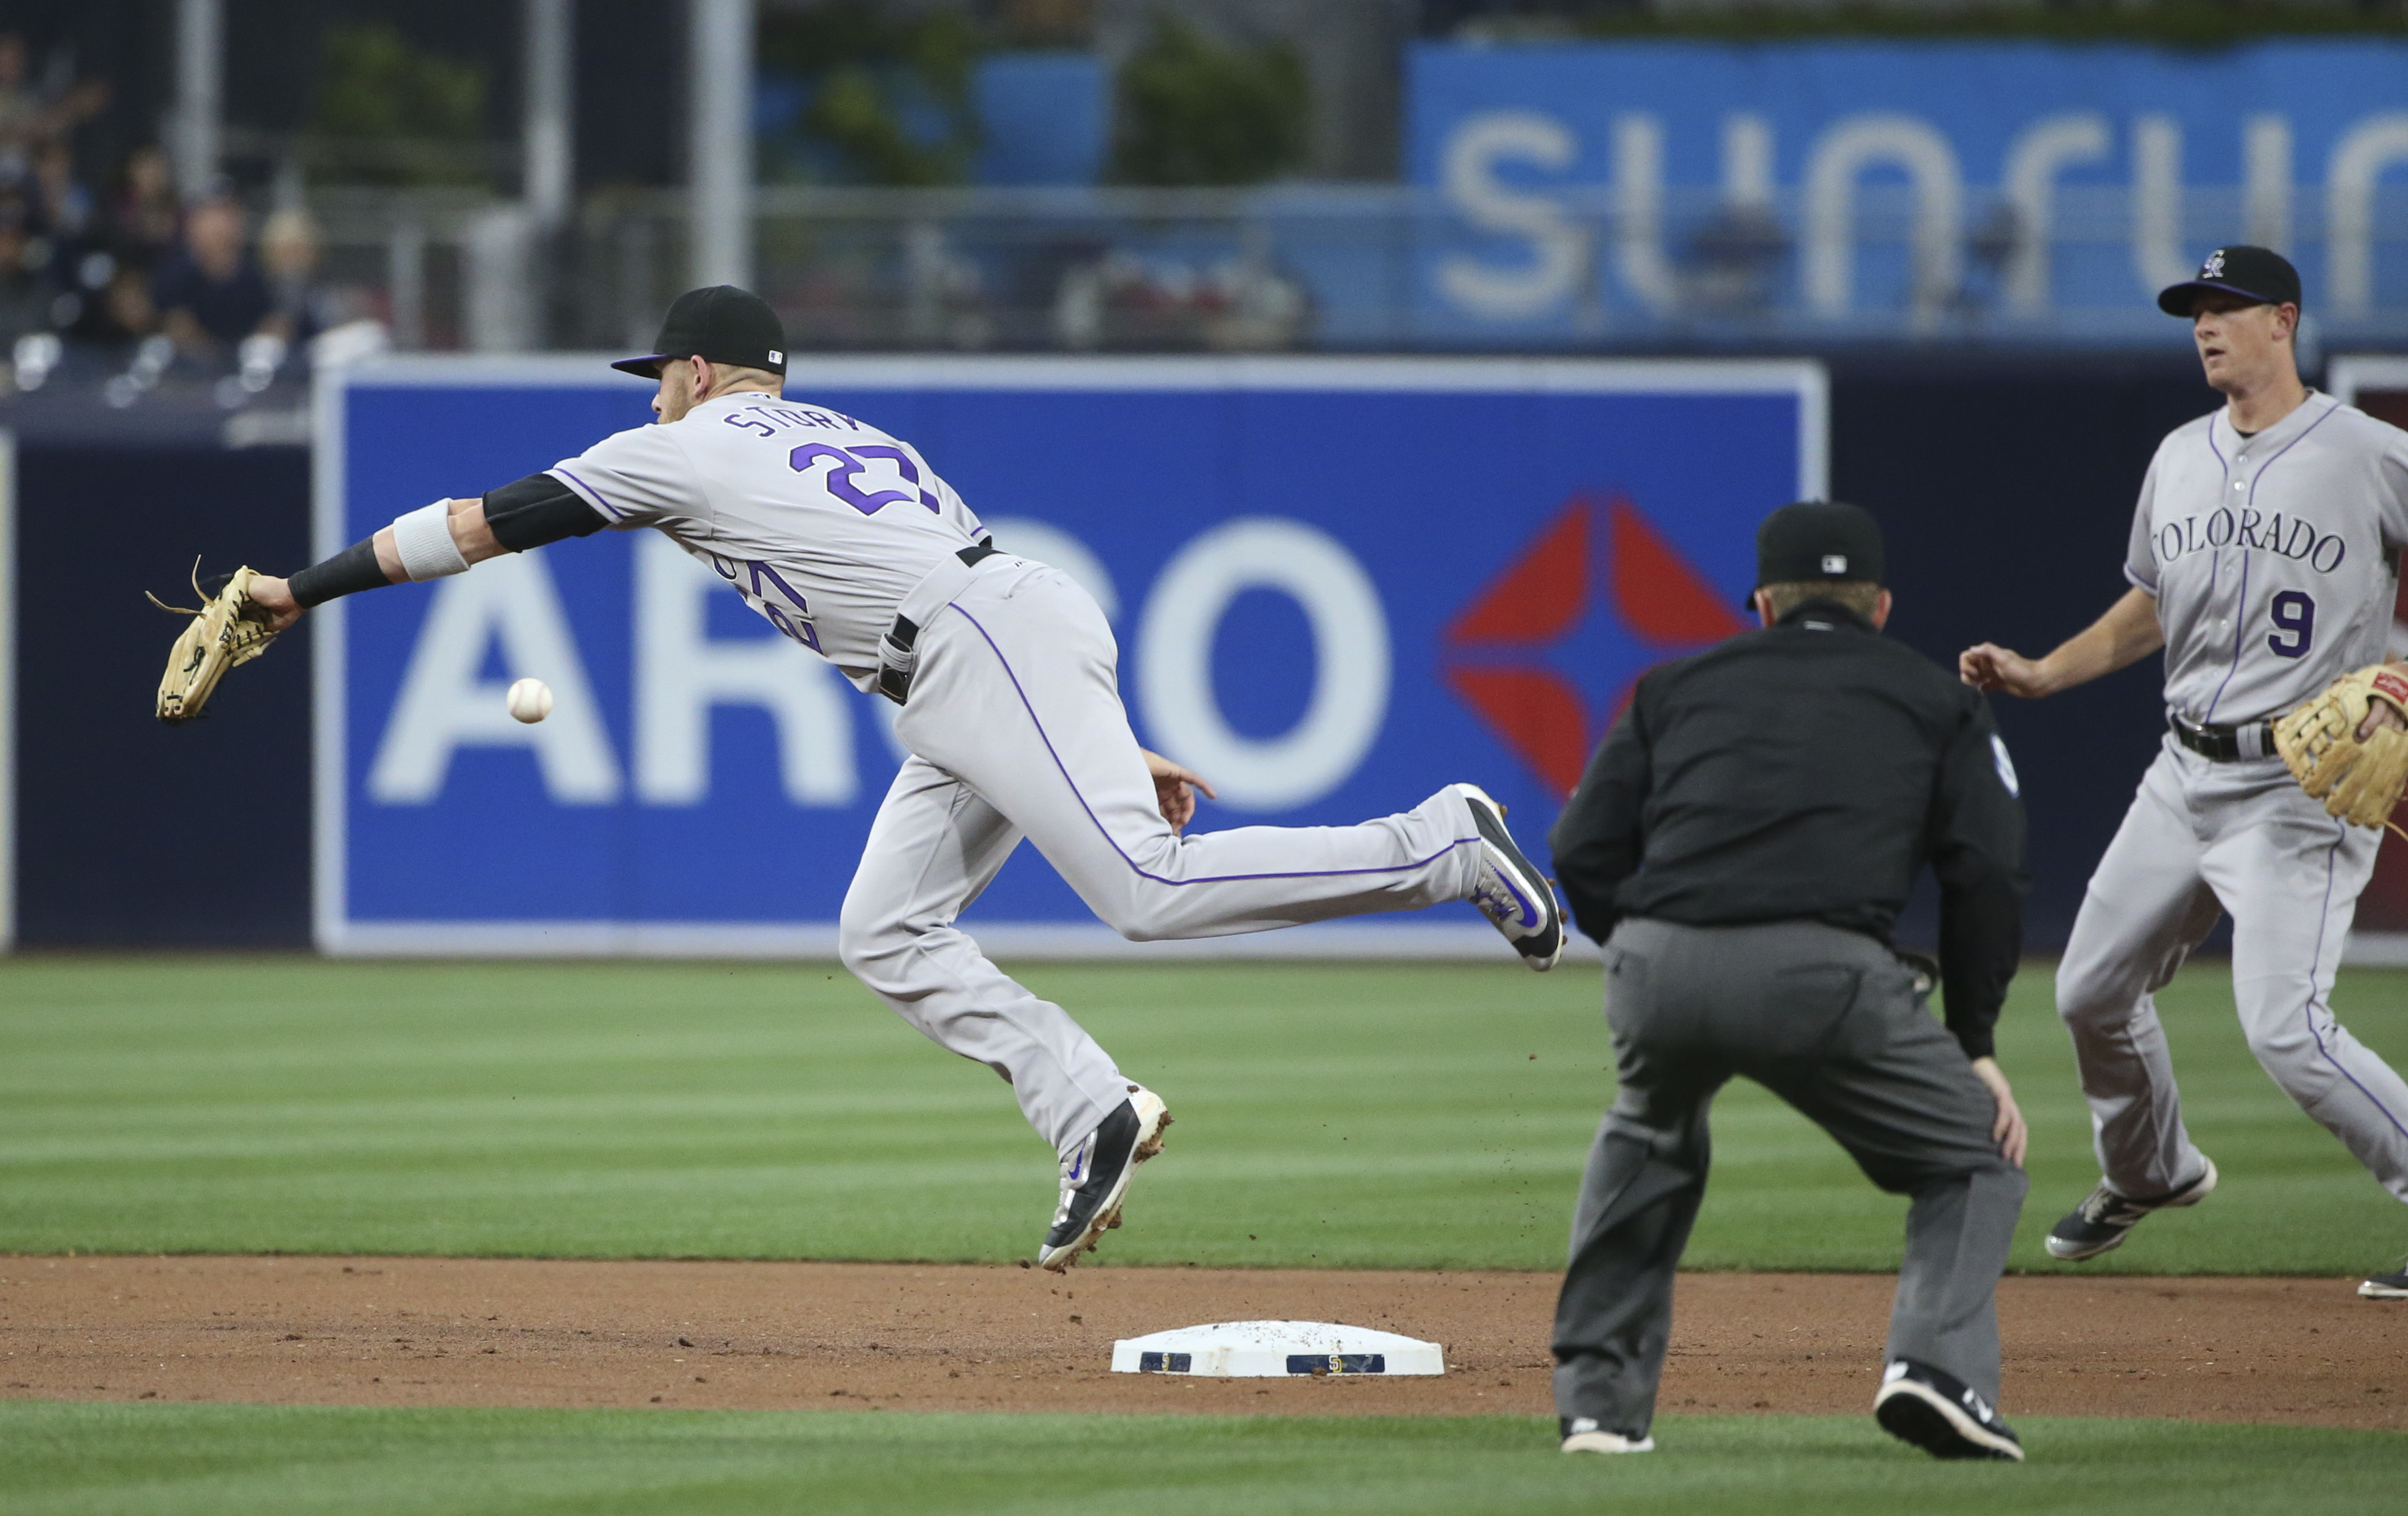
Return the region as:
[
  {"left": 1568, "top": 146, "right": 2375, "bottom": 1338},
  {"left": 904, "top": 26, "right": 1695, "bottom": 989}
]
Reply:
[
  {"left": 2056, "top": 741, "right": 2408, "bottom": 1203},
  {"left": 1553, "top": 917, "right": 2026, "bottom": 1437},
  {"left": 838, "top": 556, "right": 1483, "bottom": 1157}
]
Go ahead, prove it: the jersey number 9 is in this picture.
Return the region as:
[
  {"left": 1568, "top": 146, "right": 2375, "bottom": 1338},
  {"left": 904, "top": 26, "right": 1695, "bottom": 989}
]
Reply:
[{"left": 2268, "top": 590, "right": 2316, "bottom": 659}]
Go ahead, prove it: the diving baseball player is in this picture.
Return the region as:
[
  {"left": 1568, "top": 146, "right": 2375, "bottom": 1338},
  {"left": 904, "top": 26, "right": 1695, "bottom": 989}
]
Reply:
[
  {"left": 214, "top": 286, "right": 1566, "bottom": 1272},
  {"left": 1960, "top": 246, "right": 2408, "bottom": 1299}
]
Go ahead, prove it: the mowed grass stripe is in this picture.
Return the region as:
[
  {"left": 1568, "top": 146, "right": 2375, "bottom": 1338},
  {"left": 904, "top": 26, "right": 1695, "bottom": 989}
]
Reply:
[
  {"left": 2, "top": 1403, "right": 2402, "bottom": 1516},
  {"left": 3, "top": 957, "right": 2406, "bottom": 1272}
]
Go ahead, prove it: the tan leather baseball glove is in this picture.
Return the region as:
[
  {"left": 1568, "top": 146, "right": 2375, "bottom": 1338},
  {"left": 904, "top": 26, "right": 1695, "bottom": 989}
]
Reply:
[
  {"left": 149, "top": 561, "right": 279, "bottom": 723},
  {"left": 2273, "top": 663, "right": 2408, "bottom": 835}
]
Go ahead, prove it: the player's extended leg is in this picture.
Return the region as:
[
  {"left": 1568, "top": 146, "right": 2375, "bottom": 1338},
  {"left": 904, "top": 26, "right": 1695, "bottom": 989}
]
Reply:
[
  {"left": 2055, "top": 750, "right": 2225, "bottom": 1213},
  {"left": 895, "top": 568, "right": 1487, "bottom": 944},
  {"left": 840, "top": 756, "right": 1136, "bottom": 1155},
  {"left": 2206, "top": 782, "right": 2408, "bottom": 1204}
]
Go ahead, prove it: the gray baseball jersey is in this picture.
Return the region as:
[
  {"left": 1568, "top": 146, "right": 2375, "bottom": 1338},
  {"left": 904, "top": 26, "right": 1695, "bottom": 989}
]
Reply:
[
  {"left": 2064, "top": 390, "right": 2408, "bottom": 1218},
  {"left": 546, "top": 392, "right": 984, "bottom": 690},
  {"left": 2126, "top": 391, "right": 2408, "bottom": 725}
]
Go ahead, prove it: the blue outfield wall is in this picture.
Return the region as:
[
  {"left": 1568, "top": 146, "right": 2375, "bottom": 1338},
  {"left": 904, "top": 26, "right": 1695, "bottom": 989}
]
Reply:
[{"left": 4, "top": 356, "right": 2262, "bottom": 953}]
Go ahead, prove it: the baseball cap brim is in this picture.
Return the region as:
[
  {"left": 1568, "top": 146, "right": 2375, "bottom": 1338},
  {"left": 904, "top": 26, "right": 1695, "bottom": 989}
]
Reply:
[
  {"left": 610, "top": 353, "right": 670, "bottom": 377},
  {"left": 2156, "top": 280, "right": 2286, "bottom": 317}
]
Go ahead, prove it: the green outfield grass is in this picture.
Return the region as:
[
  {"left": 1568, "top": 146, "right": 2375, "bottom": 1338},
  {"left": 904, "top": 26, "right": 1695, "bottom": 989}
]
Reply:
[
  {"left": 2, "top": 1402, "right": 2401, "bottom": 1516},
  {"left": 1, "top": 954, "right": 2404, "bottom": 1273}
]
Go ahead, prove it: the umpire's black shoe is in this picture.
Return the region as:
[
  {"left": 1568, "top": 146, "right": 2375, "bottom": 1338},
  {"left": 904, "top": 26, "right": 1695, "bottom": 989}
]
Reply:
[
  {"left": 2359, "top": 1258, "right": 2408, "bottom": 1299},
  {"left": 1456, "top": 783, "right": 1565, "bottom": 971},
  {"left": 1559, "top": 1416, "right": 1655, "bottom": 1454},
  {"left": 2044, "top": 1157, "right": 2218, "bottom": 1262},
  {"left": 1875, "top": 1360, "right": 2024, "bottom": 1462},
  {"left": 1037, "top": 1086, "right": 1171, "bottom": 1273}
]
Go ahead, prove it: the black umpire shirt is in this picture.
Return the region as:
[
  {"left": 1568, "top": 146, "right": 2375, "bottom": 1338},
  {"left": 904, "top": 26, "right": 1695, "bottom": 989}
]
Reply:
[{"left": 1547, "top": 599, "right": 2027, "bottom": 1059}]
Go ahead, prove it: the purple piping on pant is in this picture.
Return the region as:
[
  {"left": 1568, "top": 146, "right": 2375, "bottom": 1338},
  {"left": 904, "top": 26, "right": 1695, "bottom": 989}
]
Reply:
[
  {"left": 951, "top": 604, "right": 1476, "bottom": 888},
  {"left": 550, "top": 467, "right": 624, "bottom": 522},
  {"left": 2305, "top": 819, "right": 2408, "bottom": 1141}
]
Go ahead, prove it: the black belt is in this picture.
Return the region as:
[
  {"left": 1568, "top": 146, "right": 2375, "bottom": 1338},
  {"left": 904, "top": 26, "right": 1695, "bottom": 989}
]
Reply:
[
  {"left": 878, "top": 539, "right": 998, "bottom": 705},
  {"left": 2169, "top": 713, "right": 2273, "bottom": 762}
]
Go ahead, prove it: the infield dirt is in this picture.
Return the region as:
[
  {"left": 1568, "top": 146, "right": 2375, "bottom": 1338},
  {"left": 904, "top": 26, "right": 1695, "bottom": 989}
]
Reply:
[{"left": 3, "top": 1257, "right": 2402, "bottom": 1430}]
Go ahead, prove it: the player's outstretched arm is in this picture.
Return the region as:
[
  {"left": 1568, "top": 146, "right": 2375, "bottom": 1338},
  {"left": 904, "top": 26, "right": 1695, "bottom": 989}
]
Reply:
[
  {"left": 249, "top": 478, "right": 606, "bottom": 633},
  {"left": 1959, "top": 586, "right": 2162, "bottom": 699}
]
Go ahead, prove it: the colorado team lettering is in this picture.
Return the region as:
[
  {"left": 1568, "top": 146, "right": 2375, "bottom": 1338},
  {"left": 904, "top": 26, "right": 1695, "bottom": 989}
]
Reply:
[{"left": 2154, "top": 510, "right": 2346, "bottom": 573}]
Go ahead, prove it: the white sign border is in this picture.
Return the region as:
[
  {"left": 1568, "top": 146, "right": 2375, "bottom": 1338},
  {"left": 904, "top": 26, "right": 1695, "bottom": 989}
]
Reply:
[{"left": 314, "top": 353, "right": 1827, "bottom": 957}]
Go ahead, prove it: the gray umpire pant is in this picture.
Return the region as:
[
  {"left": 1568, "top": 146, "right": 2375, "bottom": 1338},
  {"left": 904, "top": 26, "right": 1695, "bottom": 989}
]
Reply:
[{"left": 1553, "top": 917, "right": 2027, "bottom": 1436}]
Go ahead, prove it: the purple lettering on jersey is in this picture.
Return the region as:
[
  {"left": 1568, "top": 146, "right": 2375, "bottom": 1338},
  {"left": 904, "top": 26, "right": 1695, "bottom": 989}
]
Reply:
[
  {"left": 850, "top": 444, "right": 918, "bottom": 482},
  {"left": 2269, "top": 589, "right": 2316, "bottom": 657},
  {"left": 791, "top": 442, "right": 914, "bottom": 515},
  {"left": 2205, "top": 509, "right": 2235, "bottom": 546},
  {"left": 850, "top": 444, "right": 943, "bottom": 513},
  {"left": 722, "top": 412, "right": 777, "bottom": 438},
  {"left": 705, "top": 552, "right": 739, "bottom": 581},
  {"left": 2237, "top": 509, "right": 2265, "bottom": 548},
  {"left": 741, "top": 557, "right": 813, "bottom": 613},
  {"left": 764, "top": 602, "right": 823, "bottom": 653}
]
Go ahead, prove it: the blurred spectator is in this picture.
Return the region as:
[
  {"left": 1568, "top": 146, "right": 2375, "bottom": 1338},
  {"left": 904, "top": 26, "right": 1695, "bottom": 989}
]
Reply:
[
  {"left": 109, "top": 146, "right": 181, "bottom": 274},
  {"left": 0, "top": 34, "right": 35, "bottom": 175},
  {"left": 260, "top": 207, "right": 334, "bottom": 344},
  {"left": 31, "top": 140, "right": 91, "bottom": 240},
  {"left": 0, "top": 33, "right": 107, "bottom": 179},
  {"left": 151, "top": 194, "right": 285, "bottom": 362},
  {"left": 0, "top": 187, "right": 52, "bottom": 345}
]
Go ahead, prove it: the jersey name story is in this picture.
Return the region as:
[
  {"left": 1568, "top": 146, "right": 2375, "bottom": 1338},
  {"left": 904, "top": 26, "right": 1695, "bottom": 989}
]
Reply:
[{"left": 2127, "top": 392, "right": 2408, "bottom": 726}]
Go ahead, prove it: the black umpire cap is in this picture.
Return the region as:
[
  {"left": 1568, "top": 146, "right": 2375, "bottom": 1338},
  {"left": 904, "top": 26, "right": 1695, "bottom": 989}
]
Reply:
[
  {"left": 2156, "top": 245, "right": 2302, "bottom": 317},
  {"left": 1754, "top": 500, "right": 1885, "bottom": 595},
  {"left": 613, "top": 285, "right": 788, "bottom": 378}
]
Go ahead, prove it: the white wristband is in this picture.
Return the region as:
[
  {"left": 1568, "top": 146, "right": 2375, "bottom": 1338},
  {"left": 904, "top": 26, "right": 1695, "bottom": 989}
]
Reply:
[{"left": 391, "top": 500, "right": 470, "bottom": 581}]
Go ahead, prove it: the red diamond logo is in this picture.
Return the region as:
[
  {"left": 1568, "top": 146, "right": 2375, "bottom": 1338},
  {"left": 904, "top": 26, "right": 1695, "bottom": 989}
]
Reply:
[{"left": 1443, "top": 495, "right": 1743, "bottom": 797}]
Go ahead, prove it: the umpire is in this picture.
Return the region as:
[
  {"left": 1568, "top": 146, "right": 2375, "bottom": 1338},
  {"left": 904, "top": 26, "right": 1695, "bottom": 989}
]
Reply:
[{"left": 1545, "top": 501, "right": 2031, "bottom": 1461}]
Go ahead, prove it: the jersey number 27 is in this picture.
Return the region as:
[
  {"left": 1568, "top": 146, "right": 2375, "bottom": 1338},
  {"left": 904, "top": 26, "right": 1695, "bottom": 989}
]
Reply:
[{"left": 790, "top": 443, "right": 942, "bottom": 515}]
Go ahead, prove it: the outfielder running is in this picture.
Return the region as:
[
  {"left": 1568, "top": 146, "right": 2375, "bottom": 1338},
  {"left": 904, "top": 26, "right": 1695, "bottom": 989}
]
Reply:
[
  {"left": 168, "top": 286, "right": 1566, "bottom": 1272},
  {"left": 1962, "top": 246, "right": 2408, "bottom": 1298}
]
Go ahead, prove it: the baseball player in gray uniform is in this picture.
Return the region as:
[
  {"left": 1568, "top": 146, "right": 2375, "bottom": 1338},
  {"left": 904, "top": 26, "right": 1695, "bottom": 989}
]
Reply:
[
  {"left": 241, "top": 286, "right": 1566, "bottom": 1272},
  {"left": 1962, "top": 246, "right": 2408, "bottom": 1299}
]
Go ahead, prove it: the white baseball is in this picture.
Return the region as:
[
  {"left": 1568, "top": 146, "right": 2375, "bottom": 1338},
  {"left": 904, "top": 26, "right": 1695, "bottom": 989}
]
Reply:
[{"left": 506, "top": 678, "right": 554, "bottom": 724}]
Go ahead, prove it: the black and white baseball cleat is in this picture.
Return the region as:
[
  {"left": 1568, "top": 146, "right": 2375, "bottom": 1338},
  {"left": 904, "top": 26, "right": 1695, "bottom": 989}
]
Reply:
[
  {"left": 1456, "top": 783, "right": 1565, "bottom": 971},
  {"left": 1875, "top": 1359, "right": 2024, "bottom": 1462},
  {"left": 1559, "top": 1417, "right": 1656, "bottom": 1454},
  {"left": 1037, "top": 1085, "right": 1171, "bottom": 1273},
  {"left": 2359, "top": 1257, "right": 2408, "bottom": 1299},
  {"left": 2044, "top": 1157, "right": 2218, "bottom": 1261}
]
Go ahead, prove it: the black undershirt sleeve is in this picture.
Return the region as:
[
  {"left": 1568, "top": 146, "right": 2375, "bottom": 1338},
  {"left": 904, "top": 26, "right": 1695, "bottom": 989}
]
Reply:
[
  {"left": 284, "top": 473, "right": 610, "bottom": 609},
  {"left": 484, "top": 472, "right": 609, "bottom": 552},
  {"left": 288, "top": 538, "right": 390, "bottom": 608}
]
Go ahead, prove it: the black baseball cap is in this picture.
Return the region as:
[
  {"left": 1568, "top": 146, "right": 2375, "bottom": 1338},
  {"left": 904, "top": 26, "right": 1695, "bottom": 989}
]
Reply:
[
  {"left": 2156, "top": 245, "right": 2302, "bottom": 317},
  {"left": 1754, "top": 500, "right": 1885, "bottom": 593},
  {"left": 612, "top": 285, "right": 788, "bottom": 378}
]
